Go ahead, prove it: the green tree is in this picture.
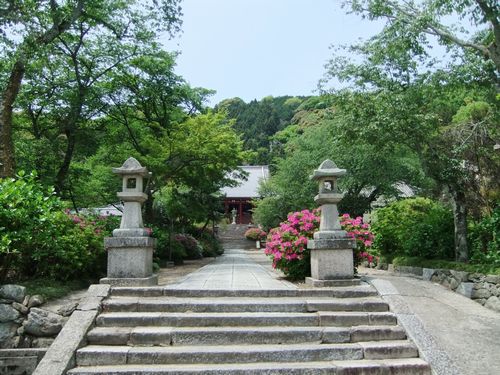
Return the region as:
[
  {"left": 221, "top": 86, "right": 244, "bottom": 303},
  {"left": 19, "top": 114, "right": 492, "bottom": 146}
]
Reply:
[
  {"left": 253, "top": 111, "right": 427, "bottom": 229},
  {"left": 0, "top": 0, "right": 182, "bottom": 178},
  {"left": 216, "top": 96, "right": 308, "bottom": 164},
  {"left": 322, "top": 2, "right": 499, "bottom": 261},
  {"left": 342, "top": 0, "right": 500, "bottom": 74}
]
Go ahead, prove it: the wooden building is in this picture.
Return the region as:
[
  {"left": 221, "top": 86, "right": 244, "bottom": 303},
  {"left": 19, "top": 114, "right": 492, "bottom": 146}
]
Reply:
[{"left": 222, "top": 165, "right": 269, "bottom": 224}]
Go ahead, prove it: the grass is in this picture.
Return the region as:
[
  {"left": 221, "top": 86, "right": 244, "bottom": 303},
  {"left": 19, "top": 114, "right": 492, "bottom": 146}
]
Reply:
[
  {"left": 392, "top": 256, "right": 500, "bottom": 275},
  {"left": 17, "top": 278, "right": 92, "bottom": 301}
]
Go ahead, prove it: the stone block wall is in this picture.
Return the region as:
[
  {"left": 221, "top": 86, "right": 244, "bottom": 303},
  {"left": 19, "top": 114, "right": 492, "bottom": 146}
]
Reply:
[
  {"left": 427, "top": 270, "right": 500, "bottom": 312},
  {"left": 0, "top": 285, "right": 68, "bottom": 349},
  {"left": 0, "top": 348, "right": 46, "bottom": 375}
]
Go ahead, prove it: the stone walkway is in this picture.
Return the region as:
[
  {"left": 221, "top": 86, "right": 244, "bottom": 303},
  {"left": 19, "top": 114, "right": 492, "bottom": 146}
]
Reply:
[
  {"left": 166, "top": 249, "right": 295, "bottom": 290},
  {"left": 359, "top": 268, "right": 500, "bottom": 375}
]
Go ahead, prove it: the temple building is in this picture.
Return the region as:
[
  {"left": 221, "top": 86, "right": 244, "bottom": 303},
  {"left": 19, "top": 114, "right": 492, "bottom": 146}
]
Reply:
[{"left": 221, "top": 165, "right": 269, "bottom": 224}]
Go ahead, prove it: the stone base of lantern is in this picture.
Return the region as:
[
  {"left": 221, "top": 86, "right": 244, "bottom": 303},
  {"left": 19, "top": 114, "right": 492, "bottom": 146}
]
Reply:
[
  {"left": 100, "top": 236, "right": 157, "bottom": 286},
  {"left": 308, "top": 237, "right": 356, "bottom": 280},
  {"left": 309, "top": 248, "right": 354, "bottom": 280},
  {"left": 305, "top": 277, "right": 360, "bottom": 287}
]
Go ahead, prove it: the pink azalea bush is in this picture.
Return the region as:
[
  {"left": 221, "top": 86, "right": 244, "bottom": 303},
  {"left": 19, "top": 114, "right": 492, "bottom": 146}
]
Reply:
[
  {"left": 244, "top": 227, "right": 267, "bottom": 241},
  {"left": 264, "top": 209, "right": 376, "bottom": 279},
  {"left": 339, "top": 214, "right": 377, "bottom": 267},
  {"left": 264, "top": 209, "right": 320, "bottom": 279}
]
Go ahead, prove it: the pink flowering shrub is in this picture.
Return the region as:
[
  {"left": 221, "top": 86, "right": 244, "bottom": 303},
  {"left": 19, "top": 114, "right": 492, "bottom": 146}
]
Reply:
[
  {"left": 359, "top": 251, "right": 379, "bottom": 267},
  {"left": 339, "top": 214, "right": 377, "bottom": 267},
  {"left": 264, "top": 209, "right": 320, "bottom": 279},
  {"left": 245, "top": 227, "right": 267, "bottom": 241},
  {"left": 264, "top": 210, "right": 376, "bottom": 279}
]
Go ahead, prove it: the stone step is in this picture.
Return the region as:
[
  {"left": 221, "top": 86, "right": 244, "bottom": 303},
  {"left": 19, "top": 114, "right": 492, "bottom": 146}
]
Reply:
[
  {"left": 68, "top": 358, "right": 432, "bottom": 374},
  {"left": 219, "top": 240, "right": 255, "bottom": 248},
  {"left": 110, "top": 286, "right": 377, "bottom": 298},
  {"left": 76, "top": 341, "right": 419, "bottom": 366},
  {"left": 103, "top": 297, "right": 389, "bottom": 313},
  {"left": 96, "top": 311, "right": 397, "bottom": 328},
  {"left": 88, "top": 325, "right": 407, "bottom": 346}
]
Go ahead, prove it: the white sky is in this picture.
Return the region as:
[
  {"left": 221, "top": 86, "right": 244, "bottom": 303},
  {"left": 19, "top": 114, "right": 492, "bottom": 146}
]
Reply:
[{"left": 163, "top": 0, "right": 384, "bottom": 106}]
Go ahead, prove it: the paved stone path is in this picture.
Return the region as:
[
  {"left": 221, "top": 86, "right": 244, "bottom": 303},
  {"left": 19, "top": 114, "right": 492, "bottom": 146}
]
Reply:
[
  {"left": 360, "top": 269, "right": 500, "bottom": 375},
  {"left": 167, "top": 249, "right": 296, "bottom": 290}
]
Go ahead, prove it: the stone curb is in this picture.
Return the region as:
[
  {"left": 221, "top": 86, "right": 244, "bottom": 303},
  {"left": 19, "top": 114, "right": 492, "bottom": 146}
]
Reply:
[
  {"left": 32, "top": 284, "right": 110, "bottom": 375},
  {"left": 362, "top": 276, "right": 459, "bottom": 375}
]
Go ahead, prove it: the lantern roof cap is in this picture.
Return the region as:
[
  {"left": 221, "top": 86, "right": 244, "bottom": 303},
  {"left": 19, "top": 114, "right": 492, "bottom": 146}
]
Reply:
[
  {"left": 112, "top": 157, "right": 149, "bottom": 176},
  {"left": 311, "top": 159, "right": 346, "bottom": 180}
]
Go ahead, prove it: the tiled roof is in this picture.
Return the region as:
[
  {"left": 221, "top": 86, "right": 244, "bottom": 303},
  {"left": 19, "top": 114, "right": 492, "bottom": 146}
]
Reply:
[{"left": 222, "top": 166, "right": 269, "bottom": 198}]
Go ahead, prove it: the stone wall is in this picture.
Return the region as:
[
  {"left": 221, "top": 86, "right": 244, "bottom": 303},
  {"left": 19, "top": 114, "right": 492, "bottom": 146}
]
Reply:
[
  {"left": 0, "top": 285, "right": 68, "bottom": 349},
  {"left": 428, "top": 270, "right": 500, "bottom": 312},
  {"left": 0, "top": 348, "right": 46, "bottom": 375},
  {"left": 388, "top": 265, "right": 500, "bottom": 313}
]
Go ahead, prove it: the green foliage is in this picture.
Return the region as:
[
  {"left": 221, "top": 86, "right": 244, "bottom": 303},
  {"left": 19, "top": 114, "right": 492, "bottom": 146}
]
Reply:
[
  {"left": 197, "top": 229, "right": 224, "bottom": 258},
  {"left": 340, "top": 0, "right": 500, "bottom": 73},
  {"left": 216, "top": 96, "right": 308, "bottom": 164},
  {"left": 392, "top": 256, "right": 500, "bottom": 276},
  {"left": 0, "top": 172, "right": 112, "bottom": 281},
  {"left": 174, "top": 234, "right": 203, "bottom": 260},
  {"left": 150, "top": 227, "right": 186, "bottom": 265},
  {"left": 3, "top": 0, "right": 183, "bottom": 182},
  {"left": 323, "top": 1, "right": 500, "bottom": 263},
  {"left": 469, "top": 207, "right": 500, "bottom": 268},
  {"left": 372, "top": 198, "right": 455, "bottom": 262},
  {"left": 253, "top": 115, "right": 427, "bottom": 230},
  {"left": 19, "top": 278, "right": 90, "bottom": 301}
]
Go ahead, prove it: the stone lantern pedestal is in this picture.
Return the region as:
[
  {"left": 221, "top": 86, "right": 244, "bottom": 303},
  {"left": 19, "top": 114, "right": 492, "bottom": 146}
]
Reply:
[
  {"left": 306, "top": 160, "right": 359, "bottom": 287},
  {"left": 100, "top": 157, "right": 158, "bottom": 287}
]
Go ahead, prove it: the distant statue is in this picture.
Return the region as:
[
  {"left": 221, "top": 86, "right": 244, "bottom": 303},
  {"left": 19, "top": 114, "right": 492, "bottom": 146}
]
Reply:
[{"left": 231, "top": 208, "right": 237, "bottom": 224}]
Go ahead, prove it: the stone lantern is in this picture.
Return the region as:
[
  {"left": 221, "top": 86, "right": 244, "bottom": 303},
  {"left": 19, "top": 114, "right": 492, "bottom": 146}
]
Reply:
[
  {"left": 112, "top": 157, "right": 149, "bottom": 237},
  {"left": 306, "top": 159, "right": 357, "bottom": 286},
  {"left": 100, "top": 157, "right": 158, "bottom": 286}
]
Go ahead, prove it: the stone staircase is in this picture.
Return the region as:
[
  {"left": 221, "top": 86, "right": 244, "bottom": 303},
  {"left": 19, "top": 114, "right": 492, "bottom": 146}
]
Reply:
[
  {"left": 67, "top": 285, "right": 431, "bottom": 374},
  {"left": 218, "top": 224, "right": 255, "bottom": 250}
]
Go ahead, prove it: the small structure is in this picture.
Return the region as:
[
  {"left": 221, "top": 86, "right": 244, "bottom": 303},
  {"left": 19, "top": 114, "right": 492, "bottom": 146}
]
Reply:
[
  {"left": 306, "top": 160, "right": 357, "bottom": 286},
  {"left": 222, "top": 165, "right": 269, "bottom": 224},
  {"left": 100, "top": 157, "right": 157, "bottom": 286}
]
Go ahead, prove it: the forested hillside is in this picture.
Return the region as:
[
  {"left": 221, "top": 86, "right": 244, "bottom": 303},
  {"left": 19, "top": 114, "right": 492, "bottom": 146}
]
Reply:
[{"left": 215, "top": 96, "right": 308, "bottom": 164}]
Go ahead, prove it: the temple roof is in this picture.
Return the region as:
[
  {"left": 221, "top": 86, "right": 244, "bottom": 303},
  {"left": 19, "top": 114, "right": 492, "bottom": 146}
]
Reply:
[{"left": 222, "top": 165, "right": 269, "bottom": 198}]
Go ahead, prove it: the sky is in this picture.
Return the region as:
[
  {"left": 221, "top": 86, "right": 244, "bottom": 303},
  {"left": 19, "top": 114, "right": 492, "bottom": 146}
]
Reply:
[{"left": 162, "top": 0, "right": 383, "bottom": 106}]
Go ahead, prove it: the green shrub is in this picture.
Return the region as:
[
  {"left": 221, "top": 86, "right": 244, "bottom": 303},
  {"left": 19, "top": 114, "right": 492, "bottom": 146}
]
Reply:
[
  {"left": 150, "top": 227, "right": 186, "bottom": 265},
  {"left": 197, "top": 229, "right": 224, "bottom": 257},
  {"left": 469, "top": 206, "right": 500, "bottom": 268},
  {"left": 0, "top": 172, "right": 112, "bottom": 281},
  {"left": 371, "top": 197, "right": 454, "bottom": 262},
  {"left": 174, "top": 234, "right": 202, "bottom": 260},
  {"left": 20, "top": 278, "right": 90, "bottom": 301}
]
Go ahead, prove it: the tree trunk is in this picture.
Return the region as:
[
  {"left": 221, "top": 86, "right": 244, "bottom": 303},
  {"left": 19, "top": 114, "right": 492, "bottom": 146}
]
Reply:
[
  {"left": 449, "top": 186, "right": 469, "bottom": 262},
  {"left": 0, "top": 0, "right": 85, "bottom": 178},
  {"left": 0, "top": 60, "right": 25, "bottom": 178},
  {"left": 55, "top": 131, "right": 76, "bottom": 195}
]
